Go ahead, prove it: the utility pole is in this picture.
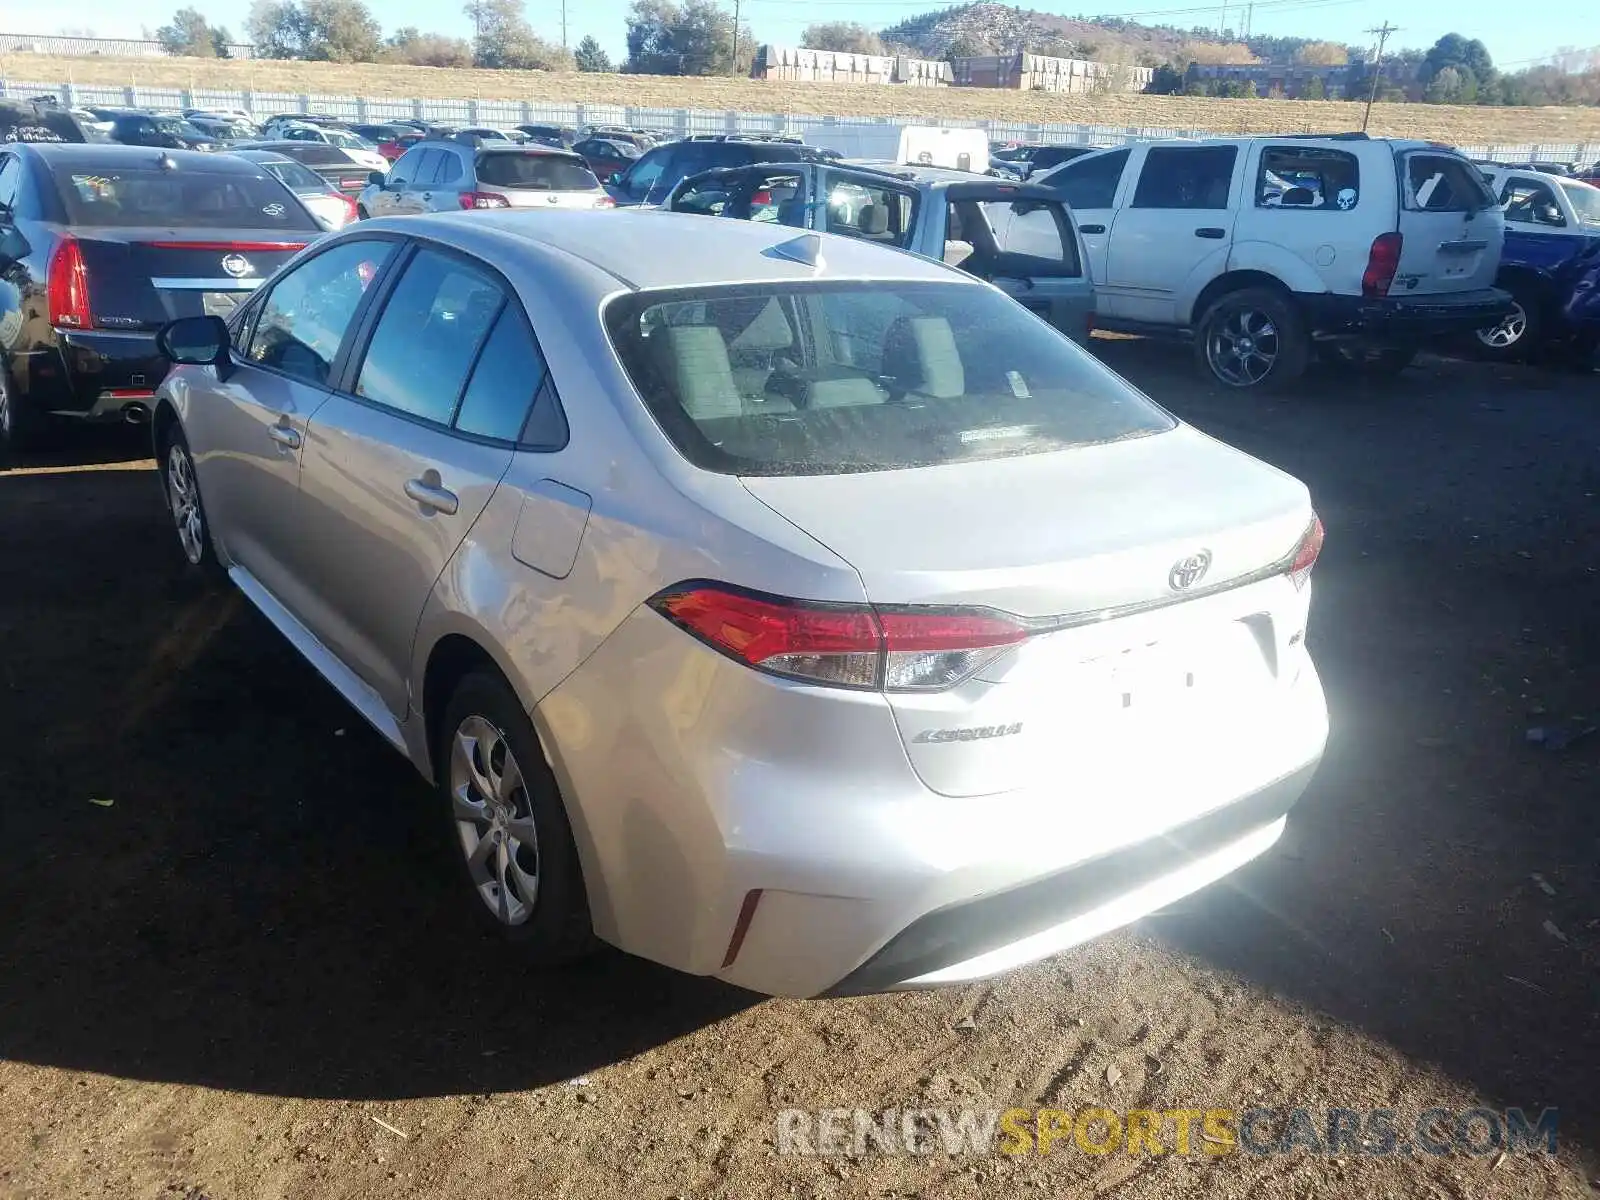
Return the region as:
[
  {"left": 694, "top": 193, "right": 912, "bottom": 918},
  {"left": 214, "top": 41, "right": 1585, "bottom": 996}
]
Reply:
[
  {"left": 731, "top": 0, "right": 742, "bottom": 74},
  {"left": 1362, "top": 21, "right": 1399, "bottom": 132},
  {"left": 1244, "top": 3, "right": 1253, "bottom": 38},
  {"left": 1219, "top": 3, "right": 1228, "bottom": 38},
  {"left": 560, "top": 0, "right": 567, "bottom": 49}
]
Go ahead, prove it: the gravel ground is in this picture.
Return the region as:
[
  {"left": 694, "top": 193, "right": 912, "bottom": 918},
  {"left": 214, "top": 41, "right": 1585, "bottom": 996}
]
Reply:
[{"left": 0, "top": 343, "right": 1597, "bottom": 1199}]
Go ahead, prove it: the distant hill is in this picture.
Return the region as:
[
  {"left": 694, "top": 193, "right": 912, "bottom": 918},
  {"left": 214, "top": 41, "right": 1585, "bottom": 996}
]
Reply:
[{"left": 879, "top": 3, "right": 1337, "bottom": 67}]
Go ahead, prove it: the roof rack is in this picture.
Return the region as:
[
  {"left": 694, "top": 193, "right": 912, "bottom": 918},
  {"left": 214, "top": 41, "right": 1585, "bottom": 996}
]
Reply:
[{"left": 1268, "top": 131, "right": 1372, "bottom": 141}]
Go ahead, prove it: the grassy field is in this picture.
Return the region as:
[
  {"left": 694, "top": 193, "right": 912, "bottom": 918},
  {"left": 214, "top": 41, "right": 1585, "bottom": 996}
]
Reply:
[{"left": 8, "top": 51, "right": 1600, "bottom": 146}]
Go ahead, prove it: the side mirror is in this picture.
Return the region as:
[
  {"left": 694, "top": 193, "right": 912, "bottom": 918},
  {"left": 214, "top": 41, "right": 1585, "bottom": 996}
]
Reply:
[
  {"left": 158, "top": 315, "right": 230, "bottom": 368},
  {"left": 367, "top": 171, "right": 387, "bottom": 188}
]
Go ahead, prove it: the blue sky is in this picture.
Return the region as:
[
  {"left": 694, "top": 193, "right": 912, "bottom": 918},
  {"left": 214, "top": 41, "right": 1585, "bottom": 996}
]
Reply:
[{"left": 23, "top": 0, "right": 1588, "bottom": 69}]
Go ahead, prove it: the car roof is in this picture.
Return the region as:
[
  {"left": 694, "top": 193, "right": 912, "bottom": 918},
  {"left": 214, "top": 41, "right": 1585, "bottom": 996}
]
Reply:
[
  {"left": 360, "top": 209, "right": 967, "bottom": 293},
  {"left": 19, "top": 143, "right": 266, "bottom": 173}
]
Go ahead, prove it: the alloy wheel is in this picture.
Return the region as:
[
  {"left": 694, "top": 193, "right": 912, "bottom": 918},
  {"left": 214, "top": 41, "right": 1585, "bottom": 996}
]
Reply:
[
  {"left": 449, "top": 715, "right": 540, "bottom": 927},
  {"left": 1207, "top": 307, "right": 1281, "bottom": 387},
  {"left": 166, "top": 443, "right": 206, "bottom": 565},
  {"left": 1476, "top": 301, "right": 1527, "bottom": 350},
  {"left": 0, "top": 373, "right": 12, "bottom": 440}
]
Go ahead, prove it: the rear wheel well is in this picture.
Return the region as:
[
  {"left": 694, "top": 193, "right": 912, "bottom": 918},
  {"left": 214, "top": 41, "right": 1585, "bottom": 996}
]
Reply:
[
  {"left": 1190, "top": 271, "right": 1292, "bottom": 328},
  {"left": 422, "top": 634, "right": 507, "bottom": 780},
  {"left": 1495, "top": 266, "right": 1555, "bottom": 312}
]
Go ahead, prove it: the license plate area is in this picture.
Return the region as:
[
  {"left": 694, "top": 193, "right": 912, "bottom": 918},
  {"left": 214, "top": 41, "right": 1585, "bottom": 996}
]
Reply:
[
  {"left": 1094, "top": 642, "right": 1199, "bottom": 715},
  {"left": 202, "top": 291, "right": 244, "bottom": 318}
]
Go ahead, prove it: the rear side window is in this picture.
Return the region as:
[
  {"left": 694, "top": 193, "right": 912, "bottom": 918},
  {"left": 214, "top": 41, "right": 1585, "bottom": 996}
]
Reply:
[
  {"left": 1404, "top": 153, "right": 1495, "bottom": 212},
  {"left": 51, "top": 166, "right": 319, "bottom": 230},
  {"left": 248, "top": 240, "right": 396, "bottom": 386},
  {"left": 474, "top": 152, "right": 598, "bottom": 191},
  {"left": 1044, "top": 148, "right": 1128, "bottom": 209},
  {"left": 1256, "top": 146, "right": 1361, "bottom": 211},
  {"left": 823, "top": 178, "right": 917, "bottom": 250},
  {"left": 604, "top": 281, "right": 1172, "bottom": 476},
  {"left": 355, "top": 248, "right": 502, "bottom": 425},
  {"left": 455, "top": 307, "right": 567, "bottom": 447},
  {"left": 1132, "top": 146, "right": 1238, "bottom": 210}
]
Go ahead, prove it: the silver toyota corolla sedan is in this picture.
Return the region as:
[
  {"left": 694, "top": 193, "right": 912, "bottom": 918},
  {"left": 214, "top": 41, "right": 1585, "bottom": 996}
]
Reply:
[{"left": 151, "top": 210, "right": 1329, "bottom": 998}]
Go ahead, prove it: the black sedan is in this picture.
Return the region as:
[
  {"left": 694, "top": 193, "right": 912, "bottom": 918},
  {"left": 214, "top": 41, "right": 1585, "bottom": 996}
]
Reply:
[
  {"left": 0, "top": 143, "right": 321, "bottom": 452},
  {"left": 227, "top": 140, "right": 377, "bottom": 197},
  {"left": 107, "top": 112, "right": 221, "bottom": 152}
]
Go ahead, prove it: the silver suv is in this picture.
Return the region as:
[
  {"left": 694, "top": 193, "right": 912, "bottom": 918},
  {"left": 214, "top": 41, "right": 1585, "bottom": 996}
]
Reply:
[
  {"left": 359, "top": 141, "right": 610, "bottom": 217},
  {"left": 150, "top": 211, "right": 1327, "bottom": 998}
]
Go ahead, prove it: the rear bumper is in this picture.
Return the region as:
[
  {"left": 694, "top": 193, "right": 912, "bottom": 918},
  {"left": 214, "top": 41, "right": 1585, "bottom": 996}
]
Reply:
[
  {"left": 1305, "top": 287, "right": 1513, "bottom": 340},
  {"left": 538, "top": 604, "right": 1330, "bottom": 999},
  {"left": 16, "top": 329, "right": 166, "bottom": 419}
]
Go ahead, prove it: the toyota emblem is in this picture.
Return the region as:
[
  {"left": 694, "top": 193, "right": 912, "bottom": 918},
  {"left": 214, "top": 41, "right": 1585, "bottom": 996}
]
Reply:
[
  {"left": 221, "top": 253, "right": 252, "bottom": 279},
  {"left": 1168, "top": 551, "right": 1212, "bottom": 592}
]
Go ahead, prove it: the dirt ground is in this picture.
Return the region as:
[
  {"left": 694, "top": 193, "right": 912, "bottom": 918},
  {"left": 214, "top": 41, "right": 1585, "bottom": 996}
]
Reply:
[
  {"left": 8, "top": 51, "right": 1600, "bottom": 145},
  {"left": 1, "top": 343, "right": 1598, "bottom": 1199}
]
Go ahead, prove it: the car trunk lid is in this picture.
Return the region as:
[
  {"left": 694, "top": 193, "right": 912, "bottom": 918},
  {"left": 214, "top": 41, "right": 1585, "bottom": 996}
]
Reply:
[
  {"left": 739, "top": 425, "right": 1318, "bottom": 797},
  {"left": 71, "top": 229, "right": 307, "bottom": 328}
]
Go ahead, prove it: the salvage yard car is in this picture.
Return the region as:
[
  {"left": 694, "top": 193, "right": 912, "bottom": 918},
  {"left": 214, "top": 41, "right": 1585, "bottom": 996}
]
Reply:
[
  {"left": 0, "top": 143, "right": 320, "bottom": 452},
  {"left": 148, "top": 210, "right": 1327, "bottom": 997},
  {"left": 1035, "top": 134, "right": 1513, "bottom": 388},
  {"left": 1473, "top": 166, "right": 1600, "bottom": 361},
  {"left": 665, "top": 162, "right": 1093, "bottom": 340},
  {"left": 358, "top": 142, "right": 612, "bottom": 216}
]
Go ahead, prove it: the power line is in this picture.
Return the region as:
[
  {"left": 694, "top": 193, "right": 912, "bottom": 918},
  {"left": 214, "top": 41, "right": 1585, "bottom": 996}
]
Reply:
[{"left": 1362, "top": 20, "right": 1398, "bottom": 132}]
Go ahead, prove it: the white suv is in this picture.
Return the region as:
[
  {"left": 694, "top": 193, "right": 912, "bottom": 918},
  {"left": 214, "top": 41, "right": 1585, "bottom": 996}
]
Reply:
[{"left": 1037, "top": 134, "right": 1512, "bottom": 389}]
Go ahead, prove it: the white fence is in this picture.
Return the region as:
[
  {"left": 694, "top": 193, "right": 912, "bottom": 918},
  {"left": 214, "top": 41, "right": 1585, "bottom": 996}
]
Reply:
[{"left": 4, "top": 77, "right": 1597, "bottom": 164}]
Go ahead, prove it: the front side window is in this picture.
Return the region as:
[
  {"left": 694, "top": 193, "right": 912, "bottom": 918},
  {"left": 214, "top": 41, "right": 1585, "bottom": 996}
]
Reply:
[
  {"left": 1132, "top": 146, "right": 1239, "bottom": 210},
  {"left": 1256, "top": 146, "right": 1361, "bottom": 211},
  {"left": 1501, "top": 179, "right": 1565, "bottom": 227},
  {"left": 390, "top": 147, "right": 427, "bottom": 184},
  {"left": 822, "top": 177, "right": 917, "bottom": 249},
  {"left": 621, "top": 149, "right": 669, "bottom": 197},
  {"left": 354, "top": 248, "right": 503, "bottom": 425},
  {"left": 604, "top": 282, "right": 1173, "bottom": 476},
  {"left": 248, "top": 240, "right": 395, "bottom": 385},
  {"left": 1042, "top": 147, "right": 1128, "bottom": 209}
]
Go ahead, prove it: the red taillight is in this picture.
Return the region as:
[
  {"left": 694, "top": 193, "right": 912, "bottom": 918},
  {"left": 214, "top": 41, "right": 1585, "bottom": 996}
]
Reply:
[
  {"left": 459, "top": 191, "right": 511, "bottom": 210},
  {"left": 648, "top": 585, "right": 1031, "bottom": 691},
  {"left": 1287, "top": 516, "right": 1324, "bottom": 591},
  {"left": 1362, "top": 233, "right": 1403, "bottom": 298},
  {"left": 751, "top": 190, "right": 772, "bottom": 205},
  {"left": 140, "top": 240, "right": 309, "bottom": 252},
  {"left": 593, "top": 195, "right": 616, "bottom": 209},
  {"left": 337, "top": 191, "right": 359, "bottom": 221},
  {"left": 47, "top": 236, "right": 92, "bottom": 328}
]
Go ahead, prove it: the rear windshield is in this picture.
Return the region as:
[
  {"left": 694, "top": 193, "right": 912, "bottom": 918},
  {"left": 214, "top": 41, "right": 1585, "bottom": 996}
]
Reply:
[
  {"left": 605, "top": 282, "right": 1173, "bottom": 476},
  {"left": 475, "top": 152, "right": 598, "bottom": 190},
  {"left": 52, "top": 166, "right": 320, "bottom": 230}
]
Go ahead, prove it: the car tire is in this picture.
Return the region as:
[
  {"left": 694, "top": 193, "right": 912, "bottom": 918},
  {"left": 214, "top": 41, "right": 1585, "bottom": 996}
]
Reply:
[
  {"left": 1196, "top": 287, "right": 1310, "bottom": 390},
  {"left": 158, "top": 423, "right": 226, "bottom": 581},
  {"left": 1473, "top": 284, "right": 1543, "bottom": 363},
  {"left": 0, "top": 359, "right": 53, "bottom": 458},
  {"left": 437, "top": 671, "right": 597, "bottom": 964},
  {"left": 1316, "top": 342, "right": 1418, "bottom": 378}
]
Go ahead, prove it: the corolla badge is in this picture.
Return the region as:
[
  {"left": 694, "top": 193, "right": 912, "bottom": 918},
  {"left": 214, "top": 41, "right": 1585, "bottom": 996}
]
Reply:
[
  {"left": 220, "top": 253, "right": 253, "bottom": 278},
  {"left": 1168, "top": 551, "right": 1213, "bottom": 592}
]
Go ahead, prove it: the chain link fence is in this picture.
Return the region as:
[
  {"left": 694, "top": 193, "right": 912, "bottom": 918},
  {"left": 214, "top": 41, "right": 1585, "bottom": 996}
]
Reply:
[{"left": 4, "top": 78, "right": 1597, "bottom": 165}]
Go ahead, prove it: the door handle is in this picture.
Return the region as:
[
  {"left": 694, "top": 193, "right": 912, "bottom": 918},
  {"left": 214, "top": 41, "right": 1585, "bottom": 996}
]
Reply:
[
  {"left": 267, "top": 424, "right": 301, "bottom": 450},
  {"left": 1195, "top": 227, "right": 1227, "bottom": 239},
  {"left": 405, "top": 477, "right": 459, "bottom": 516},
  {"left": 1079, "top": 223, "right": 1106, "bottom": 234}
]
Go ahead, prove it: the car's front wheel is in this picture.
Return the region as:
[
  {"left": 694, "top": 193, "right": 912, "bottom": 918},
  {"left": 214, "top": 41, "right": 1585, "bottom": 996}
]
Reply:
[
  {"left": 1196, "top": 287, "right": 1310, "bottom": 390},
  {"left": 159, "top": 424, "right": 224, "bottom": 579},
  {"left": 1474, "top": 286, "right": 1542, "bottom": 362},
  {"left": 438, "top": 671, "right": 596, "bottom": 963}
]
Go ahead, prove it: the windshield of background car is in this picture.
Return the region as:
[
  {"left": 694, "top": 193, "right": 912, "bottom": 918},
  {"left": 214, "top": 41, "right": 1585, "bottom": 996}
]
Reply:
[
  {"left": 51, "top": 166, "right": 321, "bottom": 229},
  {"left": 261, "top": 158, "right": 330, "bottom": 192},
  {"left": 605, "top": 282, "right": 1173, "bottom": 476},
  {"left": 1558, "top": 180, "right": 1600, "bottom": 226},
  {"left": 474, "top": 152, "right": 598, "bottom": 190},
  {"left": 326, "top": 130, "right": 376, "bottom": 150}
]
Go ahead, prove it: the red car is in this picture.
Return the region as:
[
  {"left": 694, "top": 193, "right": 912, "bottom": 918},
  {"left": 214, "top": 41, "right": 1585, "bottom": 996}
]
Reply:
[
  {"left": 572, "top": 136, "right": 641, "bottom": 184},
  {"left": 376, "top": 131, "right": 424, "bottom": 163}
]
